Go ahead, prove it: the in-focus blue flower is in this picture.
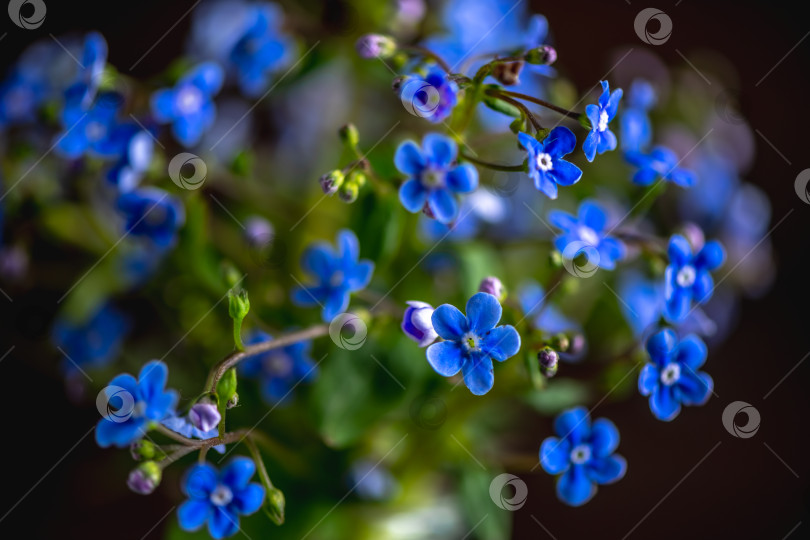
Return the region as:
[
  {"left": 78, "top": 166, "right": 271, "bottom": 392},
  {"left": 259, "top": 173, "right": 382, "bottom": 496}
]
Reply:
[
  {"left": 548, "top": 199, "right": 625, "bottom": 270},
  {"left": 539, "top": 407, "right": 626, "bottom": 506},
  {"left": 396, "top": 133, "right": 478, "bottom": 224},
  {"left": 639, "top": 328, "right": 713, "bottom": 421},
  {"left": 116, "top": 188, "right": 185, "bottom": 249},
  {"left": 105, "top": 123, "right": 155, "bottom": 192},
  {"left": 518, "top": 127, "right": 581, "bottom": 199},
  {"left": 426, "top": 292, "right": 521, "bottom": 395},
  {"left": 625, "top": 146, "right": 696, "bottom": 187},
  {"left": 583, "top": 80, "right": 622, "bottom": 162},
  {"left": 151, "top": 63, "right": 224, "bottom": 147},
  {"left": 402, "top": 301, "right": 438, "bottom": 347},
  {"left": 619, "top": 79, "right": 656, "bottom": 152},
  {"left": 178, "top": 457, "right": 265, "bottom": 539},
  {"left": 56, "top": 97, "right": 122, "bottom": 159},
  {"left": 291, "top": 229, "right": 374, "bottom": 322},
  {"left": 664, "top": 234, "right": 725, "bottom": 323},
  {"left": 52, "top": 303, "right": 129, "bottom": 377},
  {"left": 399, "top": 68, "right": 458, "bottom": 123},
  {"left": 240, "top": 329, "right": 318, "bottom": 404},
  {"left": 96, "top": 361, "right": 178, "bottom": 448}
]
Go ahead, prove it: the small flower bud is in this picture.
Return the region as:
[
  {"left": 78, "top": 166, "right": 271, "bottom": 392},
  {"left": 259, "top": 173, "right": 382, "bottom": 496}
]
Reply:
[
  {"left": 265, "top": 487, "right": 286, "bottom": 525},
  {"left": 538, "top": 347, "right": 559, "bottom": 378},
  {"left": 509, "top": 117, "right": 526, "bottom": 134},
  {"left": 130, "top": 440, "right": 157, "bottom": 461},
  {"left": 478, "top": 276, "right": 506, "bottom": 300},
  {"left": 492, "top": 60, "right": 524, "bottom": 86},
  {"left": 355, "top": 34, "right": 397, "bottom": 60},
  {"left": 227, "top": 393, "right": 239, "bottom": 408},
  {"left": 319, "top": 170, "right": 345, "bottom": 195},
  {"left": 402, "top": 301, "right": 438, "bottom": 347},
  {"left": 244, "top": 216, "right": 274, "bottom": 249},
  {"left": 338, "top": 181, "right": 359, "bottom": 203},
  {"left": 525, "top": 45, "right": 557, "bottom": 66},
  {"left": 127, "top": 461, "right": 162, "bottom": 495},
  {"left": 189, "top": 402, "right": 221, "bottom": 432},
  {"left": 228, "top": 289, "right": 250, "bottom": 321},
  {"left": 551, "top": 332, "right": 570, "bottom": 353},
  {"left": 339, "top": 124, "right": 360, "bottom": 147}
]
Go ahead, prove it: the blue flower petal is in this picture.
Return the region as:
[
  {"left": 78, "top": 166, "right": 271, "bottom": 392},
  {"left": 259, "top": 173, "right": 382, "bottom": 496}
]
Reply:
[
  {"left": 675, "top": 370, "right": 713, "bottom": 406},
  {"left": 556, "top": 465, "right": 596, "bottom": 506},
  {"left": 178, "top": 500, "right": 211, "bottom": 531},
  {"left": 696, "top": 240, "right": 725, "bottom": 271},
  {"left": 638, "top": 363, "right": 660, "bottom": 396},
  {"left": 518, "top": 131, "right": 540, "bottom": 154},
  {"left": 480, "top": 325, "right": 520, "bottom": 362},
  {"left": 554, "top": 406, "right": 590, "bottom": 443},
  {"left": 107, "top": 373, "right": 138, "bottom": 396},
  {"left": 345, "top": 261, "right": 374, "bottom": 290},
  {"left": 465, "top": 292, "right": 502, "bottom": 333},
  {"left": 543, "top": 126, "right": 577, "bottom": 157},
  {"left": 632, "top": 166, "right": 658, "bottom": 186},
  {"left": 221, "top": 457, "right": 256, "bottom": 490},
  {"left": 670, "top": 168, "right": 696, "bottom": 188},
  {"left": 585, "top": 104, "right": 600, "bottom": 128},
  {"left": 462, "top": 355, "right": 495, "bottom": 395},
  {"left": 399, "top": 178, "right": 429, "bottom": 212},
  {"left": 233, "top": 483, "right": 265, "bottom": 514},
  {"left": 208, "top": 507, "right": 239, "bottom": 540},
  {"left": 549, "top": 159, "right": 582, "bottom": 186},
  {"left": 578, "top": 201, "right": 607, "bottom": 232},
  {"left": 540, "top": 436, "right": 571, "bottom": 475},
  {"left": 586, "top": 455, "right": 627, "bottom": 485},
  {"left": 597, "top": 130, "right": 617, "bottom": 154},
  {"left": 291, "top": 285, "right": 327, "bottom": 307},
  {"left": 605, "top": 88, "right": 623, "bottom": 119},
  {"left": 426, "top": 341, "right": 464, "bottom": 377},
  {"left": 645, "top": 328, "right": 677, "bottom": 364},
  {"left": 664, "top": 289, "right": 691, "bottom": 323},
  {"left": 582, "top": 131, "right": 598, "bottom": 162},
  {"left": 394, "top": 141, "right": 425, "bottom": 176},
  {"left": 534, "top": 171, "right": 559, "bottom": 199},
  {"left": 597, "top": 237, "right": 625, "bottom": 270},
  {"left": 677, "top": 335, "right": 707, "bottom": 370},
  {"left": 95, "top": 417, "right": 145, "bottom": 448},
  {"left": 183, "top": 62, "right": 224, "bottom": 95},
  {"left": 322, "top": 289, "right": 350, "bottom": 322},
  {"left": 428, "top": 188, "right": 458, "bottom": 224},
  {"left": 589, "top": 418, "right": 620, "bottom": 458},
  {"left": 446, "top": 163, "right": 478, "bottom": 193},
  {"left": 668, "top": 235, "right": 692, "bottom": 266},
  {"left": 138, "top": 361, "right": 169, "bottom": 401},
  {"left": 184, "top": 463, "right": 218, "bottom": 499},
  {"left": 150, "top": 89, "right": 177, "bottom": 122},
  {"left": 422, "top": 133, "right": 457, "bottom": 168},
  {"left": 302, "top": 244, "right": 337, "bottom": 279},
  {"left": 431, "top": 304, "right": 469, "bottom": 340},
  {"left": 548, "top": 210, "right": 576, "bottom": 232},
  {"left": 650, "top": 385, "right": 681, "bottom": 421},
  {"left": 337, "top": 229, "right": 360, "bottom": 264}
]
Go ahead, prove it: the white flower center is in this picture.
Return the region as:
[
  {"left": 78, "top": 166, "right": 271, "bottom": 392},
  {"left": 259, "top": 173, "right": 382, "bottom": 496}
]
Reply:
[
  {"left": 676, "top": 265, "right": 697, "bottom": 287},
  {"left": 330, "top": 270, "right": 345, "bottom": 288},
  {"left": 85, "top": 121, "right": 106, "bottom": 141},
  {"left": 421, "top": 168, "right": 445, "bottom": 187},
  {"left": 265, "top": 353, "right": 293, "bottom": 377},
  {"left": 462, "top": 331, "right": 481, "bottom": 352},
  {"left": 597, "top": 110, "right": 609, "bottom": 132},
  {"left": 210, "top": 484, "right": 234, "bottom": 506},
  {"left": 177, "top": 86, "right": 204, "bottom": 115},
  {"left": 660, "top": 363, "right": 681, "bottom": 386},
  {"left": 535, "top": 152, "right": 553, "bottom": 172},
  {"left": 578, "top": 226, "right": 600, "bottom": 247},
  {"left": 570, "top": 444, "right": 592, "bottom": 464}
]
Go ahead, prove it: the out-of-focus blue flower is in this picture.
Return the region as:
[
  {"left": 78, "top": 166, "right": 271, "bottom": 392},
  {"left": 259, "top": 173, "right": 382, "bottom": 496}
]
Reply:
[
  {"left": 116, "top": 188, "right": 185, "bottom": 249},
  {"left": 620, "top": 79, "right": 656, "bottom": 152},
  {"left": 161, "top": 414, "right": 225, "bottom": 454},
  {"left": 178, "top": 458, "right": 265, "bottom": 539},
  {"left": 348, "top": 459, "right": 398, "bottom": 501},
  {"left": 639, "top": 329, "right": 713, "bottom": 421},
  {"left": 398, "top": 68, "right": 458, "bottom": 123},
  {"left": 63, "top": 32, "right": 108, "bottom": 112},
  {"left": 548, "top": 200, "right": 625, "bottom": 270},
  {"left": 395, "top": 133, "right": 478, "bottom": 224},
  {"left": 625, "top": 146, "right": 696, "bottom": 187},
  {"left": 518, "top": 280, "right": 585, "bottom": 362},
  {"left": 0, "top": 71, "right": 47, "bottom": 128},
  {"left": 240, "top": 329, "right": 318, "bottom": 404},
  {"left": 539, "top": 407, "right": 626, "bottom": 506},
  {"left": 291, "top": 229, "right": 374, "bottom": 322},
  {"left": 402, "top": 301, "right": 438, "bottom": 347},
  {"left": 583, "top": 81, "right": 622, "bottom": 162},
  {"left": 518, "top": 127, "right": 581, "bottom": 199},
  {"left": 678, "top": 151, "right": 739, "bottom": 229},
  {"left": 418, "top": 188, "right": 507, "bottom": 242},
  {"left": 52, "top": 303, "right": 129, "bottom": 377},
  {"left": 189, "top": 0, "right": 292, "bottom": 97},
  {"left": 96, "top": 361, "right": 178, "bottom": 448},
  {"left": 426, "top": 292, "right": 520, "bottom": 395},
  {"left": 151, "top": 63, "right": 224, "bottom": 147},
  {"left": 56, "top": 97, "right": 122, "bottom": 159},
  {"left": 105, "top": 123, "right": 155, "bottom": 192},
  {"left": 664, "top": 234, "right": 725, "bottom": 323}
]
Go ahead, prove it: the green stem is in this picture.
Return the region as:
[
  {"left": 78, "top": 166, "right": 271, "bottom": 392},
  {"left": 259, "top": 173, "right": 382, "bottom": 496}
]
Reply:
[
  {"left": 233, "top": 317, "right": 245, "bottom": 351},
  {"left": 460, "top": 151, "right": 525, "bottom": 172},
  {"left": 484, "top": 89, "right": 541, "bottom": 131},
  {"left": 495, "top": 90, "right": 580, "bottom": 121},
  {"left": 245, "top": 436, "right": 275, "bottom": 490}
]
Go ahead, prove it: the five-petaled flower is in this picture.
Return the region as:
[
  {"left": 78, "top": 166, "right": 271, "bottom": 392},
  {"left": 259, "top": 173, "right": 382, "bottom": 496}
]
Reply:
[
  {"left": 624, "top": 146, "right": 697, "bottom": 188},
  {"left": 539, "top": 406, "right": 627, "bottom": 506},
  {"left": 639, "top": 328, "right": 713, "bottom": 421},
  {"left": 664, "top": 234, "right": 725, "bottom": 322},
  {"left": 96, "top": 360, "right": 178, "bottom": 448},
  {"left": 402, "top": 301, "right": 438, "bottom": 347},
  {"left": 395, "top": 133, "right": 478, "bottom": 224},
  {"left": 518, "top": 126, "right": 582, "bottom": 199},
  {"left": 426, "top": 292, "right": 521, "bottom": 395},
  {"left": 291, "top": 229, "right": 374, "bottom": 322},
  {"left": 583, "top": 80, "right": 622, "bottom": 162},
  {"left": 151, "top": 62, "right": 224, "bottom": 147},
  {"left": 240, "top": 329, "right": 318, "bottom": 404},
  {"left": 548, "top": 199, "right": 625, "bottom": 270},
  {"left": 116, "top": 187, "right": 185, "bottom": 249},
  {"left": 178, "top": 457, "right": 265, "bottom": 539}
]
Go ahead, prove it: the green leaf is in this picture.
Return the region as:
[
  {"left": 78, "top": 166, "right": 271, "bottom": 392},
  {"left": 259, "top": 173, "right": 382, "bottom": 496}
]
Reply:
[
  {"left": 522, "top": 378, "right": 591, "bottom": 414},
  {"left": 482, "top": 94, "right": 522, "bottom": 118}
]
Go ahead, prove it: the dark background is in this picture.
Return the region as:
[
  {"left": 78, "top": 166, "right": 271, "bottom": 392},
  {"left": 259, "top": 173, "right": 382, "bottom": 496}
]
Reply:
[{"left": 1, "top": 0, "right": 809, "bottom": 538}]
